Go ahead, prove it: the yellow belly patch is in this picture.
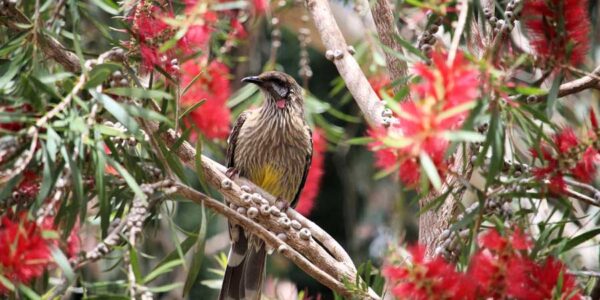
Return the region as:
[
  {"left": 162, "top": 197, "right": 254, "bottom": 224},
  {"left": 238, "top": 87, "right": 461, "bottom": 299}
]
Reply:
[{"left": 250, "top": 164, "right": 283, "bottom": 197}]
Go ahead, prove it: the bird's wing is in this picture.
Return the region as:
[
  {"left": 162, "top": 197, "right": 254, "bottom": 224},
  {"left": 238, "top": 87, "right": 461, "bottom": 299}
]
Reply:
[
  {"left": 226, "top": 111, "right": 250, "bottom": 169},
  {"left": 290, "top": 126, "right": 313, "bottom": 208}
]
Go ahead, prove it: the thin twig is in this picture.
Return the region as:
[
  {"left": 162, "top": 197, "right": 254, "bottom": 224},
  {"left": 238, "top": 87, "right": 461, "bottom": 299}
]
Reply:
[{"left": 448, "top": 0, "right": 468, "bottom": 64}]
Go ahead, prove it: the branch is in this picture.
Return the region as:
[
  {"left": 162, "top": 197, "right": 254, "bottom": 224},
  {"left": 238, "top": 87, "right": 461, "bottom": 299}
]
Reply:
[
  {"left": 0, "top": 2, "right": 81, "bottom": 72},
  {"left": 2, "top": 11, "right": 373, "bottom": 295},
  {"left": 306, "top": 0, "right": 387, "bottom": 127},
  {"left": 369, "top": 0, "right": 407, "bottom": 92},
  {"left": 526, "top": 65, "right": 600, "bottom": 103},
  {"left": 174, "top": 184, "right": 357, "bottom": 298},
  {"left": 138, "top": 120, "right": 379, "bottom": 298}
]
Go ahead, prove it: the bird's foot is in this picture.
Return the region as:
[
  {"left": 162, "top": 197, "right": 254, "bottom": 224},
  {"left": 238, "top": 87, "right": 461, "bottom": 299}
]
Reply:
[
  {"left": 226, "top": 167, "right": 239, "bottom": 179},
  {"left": 275, "top": 197, "right": 290, "bottom": 212}
]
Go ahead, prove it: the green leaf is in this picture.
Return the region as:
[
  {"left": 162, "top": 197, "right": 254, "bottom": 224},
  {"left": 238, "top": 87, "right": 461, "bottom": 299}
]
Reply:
[
  {"left": 51, "top": 247, "right": 76, "bottom": 282},
  {"left": 92, "top": 91, "right": 139, "bottom": 134},
  {"left": 515, "top": 86, "right": 547, "bottom": 96},
  {"left": 143, "top": 259, "right": 184, "bottom": 284},
  {"left": 84, "top": 63, "right": 122, "bottom": 89},
  {"left": 344, "top": 137, "right": 372, "bottom": 145},
  {"left": 0, "top": 275, "right": 15, "bottom": 292},
  {"left": 149, "top": 283, "right": 184, "bottom": 293},
  {"left": 105, "top": 87, "right": 173, "bottom": 100},
  {"left": 155, "top": 235, "right": 198, "bottom": 269},
  {"left": 18, "top": 284, "right": 41, "bottom": 300},
  {"left": 545, "top": 73, "right": 563, "bottom": 116},
  {"left": 443, "top": 130, "right": 486, "bottom": 143},
  {"left": 183, "top": 204, "right": 207, "bottom": 296},
  {"left": 179, "top": 100, "right": 206, "bottom": 122},
  {"left": 393, "top": 34, "right": 428, "bottom": 61},
  {"left": 419, "top": 151, "right": 442, "bottom": 190},
  {"left": 129, "top": 246, "right": 143, "bottom": 283},
  {"left": 105, "top": 155, "right": 145, "bottom": 199},
  {"left": 561, "top": 228, "right": 600, "bottom": 253}
]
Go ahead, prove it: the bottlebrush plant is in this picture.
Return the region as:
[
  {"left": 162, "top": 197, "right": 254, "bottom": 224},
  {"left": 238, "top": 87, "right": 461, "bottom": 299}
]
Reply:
[{"left": 1, "top": 0, "right": 600, "bottom": 299}]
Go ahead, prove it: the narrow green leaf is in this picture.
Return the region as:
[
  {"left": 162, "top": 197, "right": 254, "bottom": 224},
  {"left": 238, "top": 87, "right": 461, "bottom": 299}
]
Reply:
[
  {"left": 0, "top": 275, "right": 14, "bottom": 292},
  {"left": 561, "top": 228, "right": 600, "bottom": 253},
  {"left": 18, "top": 284, "right": 41, "bottom": 300},
  {"left": 420, "top": 151, "right": 442, "bottom": 190},
  {"left": 129, "top": 246, "right": 143, "bottom": 283},
  {"left": 143, "top": 259, "right": 184, "bottom": 284},
  {"left": 183, "top": 204, "right": 208, "bottom": 296},
  {"left": 105, "top": 87, "right": 173, "bottom": 100},
  {"left": 443, "top": 130, "right": 486, "bottom": 143},
  {"left": 105, "top": 155, "right": 145, "bottom": 199},
  {"left": 51, "top": 247, "right": 75, "bottom": 282},
  {"left": 92, "top": 91, "right": 139, "bottom": 134}
]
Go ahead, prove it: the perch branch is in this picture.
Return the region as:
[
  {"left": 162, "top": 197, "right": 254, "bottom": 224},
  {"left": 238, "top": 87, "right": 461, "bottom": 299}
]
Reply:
[
  {"left": 526, "top": 65, "right": 600, "bottom": 103},
  {"left": 305, "top": 0, "right": 387, "bottom": 127},
  {"left": 369, "top": 0, "right": 408, "bottom": 92},
  {"left": 174, "top": 184, "right": 359, "bottom": 299},
  {"left": 139, "top": 121, "right": 380, "bottom": 298}
]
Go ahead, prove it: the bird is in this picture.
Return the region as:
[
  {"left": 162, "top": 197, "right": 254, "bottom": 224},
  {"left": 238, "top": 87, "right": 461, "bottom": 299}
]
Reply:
[{"left": 219, "top": 71, "right": 313, "bottom": 300}]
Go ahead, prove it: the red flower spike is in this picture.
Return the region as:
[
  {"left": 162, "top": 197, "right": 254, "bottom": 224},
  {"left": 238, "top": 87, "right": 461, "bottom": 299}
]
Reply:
[
  {"left": 554, "top": 128, "right": 579, "bottom": 153},
  {"left": 296, "top": 129, "right": 327, "bottom": 216},
  {"left": 13, "top": 171, "right": 40, "bottom": 201},
  {"left": 0, "top": 214, "right": 54, "bottom": 293},
  {"left": 367, "top": 50, "right": 478, "bottom": 188},
  {"left": 591, "top": 109, "right": 599, "bottom": 131},
  {"left": 180, "top": 59, "right": 232, "bottom": 140},
  {"left": 368, "top": 75, "right": 392, "bottom": 99},
  {"left": 523, "top": 0, "right": 591, "bottom": 66},
  {"left": 511, "top": 227, "right": 533, "bottom": 251},
  {"left": 571, "top": 147, "right": 599, "bottom": 183},
  {"left": 385, "top": 245, "right": 476, "bottom": 300},
  {"left": 507, "top": 257, "right": 582, "bottom": 300}
]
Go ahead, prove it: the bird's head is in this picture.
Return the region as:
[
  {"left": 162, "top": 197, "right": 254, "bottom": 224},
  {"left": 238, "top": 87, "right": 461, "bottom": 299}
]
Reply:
[{"left": 242, "top": 71, "right": 303, "bottom": 111}]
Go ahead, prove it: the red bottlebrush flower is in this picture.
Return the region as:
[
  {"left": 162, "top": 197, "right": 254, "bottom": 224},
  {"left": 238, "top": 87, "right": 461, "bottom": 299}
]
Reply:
[
  {"left": 178, "top": 11, "right": 217, "bottom": 55},
  {"left": 0, "top": 104, "right": 32, "bottom": 132},
  {"left": 554, "top": 128, "right": 579, "bottom": 153},
  {"left": 66, "top": 222, "right": 80, "bottom": 259},
  {"left": 368, "top": 75, "right": 392, "bottom": 99},
  {"left": 0, "top": 214, "right": 53, "bottom": 292},
  {"left": 13, "top": 170, "right": 40, "bottom": 201},
  {"left": 571, "top": 147, "right": 599, "bottom": 183},
  {"left": 296, "top": 129, "right": 326, "bottom": 216},
  {"left": 367, "top": 51, "right": 478, "bottom": 188},
  {"left": 180, "top": 59, "right": 232, "bottom": 140},
  {"left": 523, "top": 0, "right": 590, "bottom": 66},
  {"left": 511, "top": 227, "right": 533, "bottom": 251},
  {"left": 507, "top": 257, "right": 582, "bottom": 300},
  {"left": 230, "top": 19, "right": 248, "bottom": 39},
  {"left": 252, "top": 0, "right": 268, "bottom": 15},
  {"left": 187, "top": 101, "right": 232, "bottom": 140},
  {"left": 384, "top": 245, "right": 475, "bottom": 300},
  {"left": 412, "top": 51, "right": 479, "bottom": 109},
  {"left": 479, "top": 228, "right": 508, "bottom": 252}
]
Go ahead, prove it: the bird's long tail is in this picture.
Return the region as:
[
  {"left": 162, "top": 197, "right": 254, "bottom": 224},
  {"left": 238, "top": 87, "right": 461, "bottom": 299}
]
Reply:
[{"left": 219, "top": 225, "right": 267, "bottom": 300}]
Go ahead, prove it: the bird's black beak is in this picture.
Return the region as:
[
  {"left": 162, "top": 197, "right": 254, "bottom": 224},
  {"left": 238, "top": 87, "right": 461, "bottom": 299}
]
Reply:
[{"left": 241, "top": 76, "right": 263, "bottom": 86}]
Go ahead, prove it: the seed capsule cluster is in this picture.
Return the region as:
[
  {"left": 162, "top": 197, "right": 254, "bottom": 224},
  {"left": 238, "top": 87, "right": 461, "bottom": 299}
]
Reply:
[
  {"left": 417, "top": 15, "right": 442, "bottom": 58},
  {"left": 231, "top": 184, "right": 314, "bottom": 246}
]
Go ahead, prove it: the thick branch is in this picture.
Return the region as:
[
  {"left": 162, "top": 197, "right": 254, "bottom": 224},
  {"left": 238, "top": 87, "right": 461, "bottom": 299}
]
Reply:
[
  {"left": 370, "top": 0, "right": 407, "bottom": 92},
  {"left": 306, "top": 0, "right": 386, "bottom": 127},
  {"left": 138, "top": 121, "right": 381, "bottom": 298},
  {"left": 174, "top": 184, "right": 355, "bottom": 298},
  {"left": 526, "top": 65, "right": 600, "bottom": 103}
]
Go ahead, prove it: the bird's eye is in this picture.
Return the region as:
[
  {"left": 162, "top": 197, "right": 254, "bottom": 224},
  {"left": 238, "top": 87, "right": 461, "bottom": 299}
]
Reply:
[{"left": 272, "top": 81, "right": 289, "bottom": 98}]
